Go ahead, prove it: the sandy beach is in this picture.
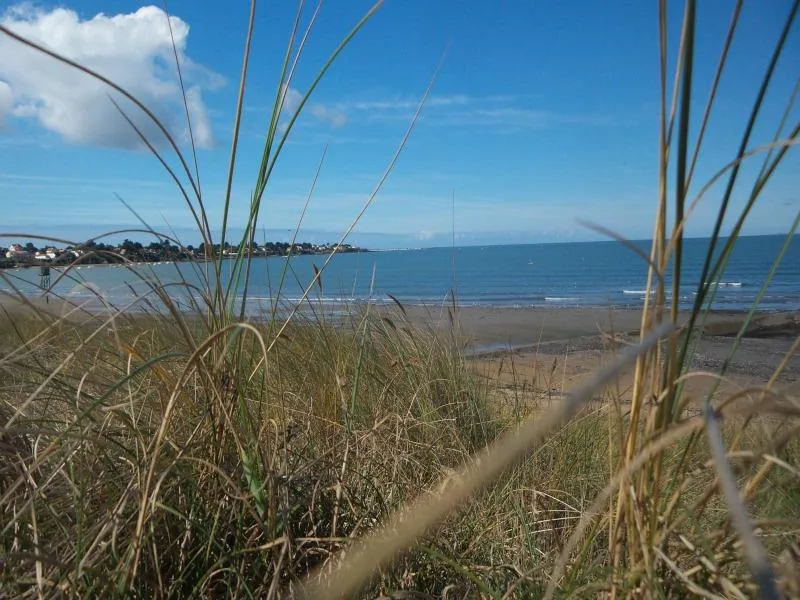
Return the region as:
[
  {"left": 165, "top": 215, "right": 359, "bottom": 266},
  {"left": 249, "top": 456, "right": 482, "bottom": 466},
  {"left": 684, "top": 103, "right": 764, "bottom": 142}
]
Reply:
[
  {"left": 4, "top": 291, "right": 798, "bottom": 399},
  {"left": 393, "top": 304, "right": 798, "bottom": 350},
  {"left": 0, "top": 292, "right": 104, "bottom": 324},
  {"left": 384, "top": 304, "right": 800, "bottom": 403}
]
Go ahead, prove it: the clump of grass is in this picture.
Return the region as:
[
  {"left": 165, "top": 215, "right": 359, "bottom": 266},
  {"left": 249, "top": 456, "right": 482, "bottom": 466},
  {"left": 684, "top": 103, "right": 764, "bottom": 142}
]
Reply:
[
  {"left": 0, "top": 304, "right": 498, "bottom": 597},
  {"left": 1, "top": 0, "right": 799, "bottom": 598}
]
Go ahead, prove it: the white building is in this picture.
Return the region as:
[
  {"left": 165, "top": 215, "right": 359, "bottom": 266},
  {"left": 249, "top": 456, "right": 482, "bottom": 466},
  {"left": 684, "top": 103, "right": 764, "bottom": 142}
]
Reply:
[{"left": 5, "top": 243, "right": 30, "bottom": 260}]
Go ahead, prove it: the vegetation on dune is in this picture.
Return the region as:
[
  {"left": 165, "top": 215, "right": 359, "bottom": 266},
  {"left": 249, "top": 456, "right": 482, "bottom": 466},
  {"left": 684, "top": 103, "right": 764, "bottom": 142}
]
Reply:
[
  {"left": 2, "top": 308, "right": 798, "bottom": 598},
  {"left": 1, "top": 0, "right": 799, "bottom": 598},
  {"left": 0, "top": 308, "right": 492, "bottom": 597},
  {"left": 0, "top": 239, "right": 366, "bottom": 269}
]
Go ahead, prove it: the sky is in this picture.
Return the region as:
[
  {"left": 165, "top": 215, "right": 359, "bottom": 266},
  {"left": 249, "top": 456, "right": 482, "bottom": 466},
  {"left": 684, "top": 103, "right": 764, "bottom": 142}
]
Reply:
[{"left": 0, "top": 0, "right": 798, "bottom": 249}]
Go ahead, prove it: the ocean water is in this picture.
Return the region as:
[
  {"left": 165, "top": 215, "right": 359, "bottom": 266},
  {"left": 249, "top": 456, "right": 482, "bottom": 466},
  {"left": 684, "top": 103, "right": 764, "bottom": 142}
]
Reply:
[{"left": 2, "top": 235, "right": 799, "bottom": 313}]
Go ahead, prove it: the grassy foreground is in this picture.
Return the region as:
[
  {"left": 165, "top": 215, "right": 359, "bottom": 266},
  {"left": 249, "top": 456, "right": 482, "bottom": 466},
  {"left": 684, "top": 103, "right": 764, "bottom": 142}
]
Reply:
[
  {"left": 0, "top": 305, "right": 491, "bottom": 597},
  {"left": 2, "top": 0, "right": 800, "bottom": 597},
  {"left": 0, "top": 303, "right": 798, "bottom": 598}
]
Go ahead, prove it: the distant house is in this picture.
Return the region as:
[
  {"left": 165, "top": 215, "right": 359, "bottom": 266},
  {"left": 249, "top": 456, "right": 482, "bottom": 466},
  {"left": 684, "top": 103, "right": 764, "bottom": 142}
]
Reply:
[
  {"left": 33, "top": 247, "right": 58, "bottom": 261},
  {"left": 5, "top": 243, "right": 30, "bottom": 260}
]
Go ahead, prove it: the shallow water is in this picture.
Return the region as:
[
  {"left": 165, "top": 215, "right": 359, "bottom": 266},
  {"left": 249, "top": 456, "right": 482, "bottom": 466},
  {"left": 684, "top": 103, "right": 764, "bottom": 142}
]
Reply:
[{"left": 3, "top": 235, "right": 798, "bottom": 313}]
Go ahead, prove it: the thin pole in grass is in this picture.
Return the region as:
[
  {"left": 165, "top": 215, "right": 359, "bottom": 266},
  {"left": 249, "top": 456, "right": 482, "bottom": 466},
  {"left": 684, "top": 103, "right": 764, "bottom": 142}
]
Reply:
[{"left": 298, "top": 321, "right": 675, "bottom": 600}]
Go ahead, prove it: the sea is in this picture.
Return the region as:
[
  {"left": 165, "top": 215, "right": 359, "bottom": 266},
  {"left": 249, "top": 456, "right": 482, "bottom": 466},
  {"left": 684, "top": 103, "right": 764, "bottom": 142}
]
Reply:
[{"left": 2, "top": 235, "right": 799, "bottom": 314}]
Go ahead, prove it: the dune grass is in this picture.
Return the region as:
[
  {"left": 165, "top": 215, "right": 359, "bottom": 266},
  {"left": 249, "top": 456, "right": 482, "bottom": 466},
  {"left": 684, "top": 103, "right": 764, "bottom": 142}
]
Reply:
[
  {"left": 2, "top": 0, "right": 800, "bottom": 598},
  {"left": 2, "top": 305, "right": 797, "bottom": 598},
  {"left": 0, "top": 305, "right": 493, "bottom": 597}
]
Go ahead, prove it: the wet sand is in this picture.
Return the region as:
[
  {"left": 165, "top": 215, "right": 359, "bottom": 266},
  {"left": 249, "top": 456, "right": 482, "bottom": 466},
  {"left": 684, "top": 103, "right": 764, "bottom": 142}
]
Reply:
[
  {"left": 388, "top": 304, "right": 800, "bottom": 401},
  {"left": 394, "top": 304, "right": 798, "bottom": 350}
]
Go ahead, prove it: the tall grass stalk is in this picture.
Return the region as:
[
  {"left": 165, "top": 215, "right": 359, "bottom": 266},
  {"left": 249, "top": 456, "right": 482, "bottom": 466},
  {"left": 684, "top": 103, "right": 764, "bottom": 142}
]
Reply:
[{"left": 1, "top": 0, "right": 799, "bottom": 598}]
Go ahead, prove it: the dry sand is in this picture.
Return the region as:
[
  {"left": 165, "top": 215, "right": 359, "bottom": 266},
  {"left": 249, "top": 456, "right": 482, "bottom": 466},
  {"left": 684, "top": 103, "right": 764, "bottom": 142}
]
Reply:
[
  {"left": 0, "top": 293, "right": 100, "bottom": 324},
  {"left": 388, "top": 304, "right": 800, "bottom": 403}
]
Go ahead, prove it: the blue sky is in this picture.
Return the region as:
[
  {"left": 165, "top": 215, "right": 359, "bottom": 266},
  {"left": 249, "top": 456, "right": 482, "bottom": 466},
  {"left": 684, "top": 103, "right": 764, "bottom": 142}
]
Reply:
[{"left": 0, "top": 0, "right": 798, "bottom": 249}]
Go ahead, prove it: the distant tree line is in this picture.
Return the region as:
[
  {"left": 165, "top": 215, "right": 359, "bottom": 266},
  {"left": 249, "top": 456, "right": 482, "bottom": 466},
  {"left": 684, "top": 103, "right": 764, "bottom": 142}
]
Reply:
[{"left": 0, "top": 239, "right": 366, "bottom": 269}]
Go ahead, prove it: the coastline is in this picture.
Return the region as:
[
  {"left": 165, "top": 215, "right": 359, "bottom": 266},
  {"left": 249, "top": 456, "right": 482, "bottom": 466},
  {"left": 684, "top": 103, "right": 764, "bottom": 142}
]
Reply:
[
  {"left": 3, "top": 291, "right": 796, "bottom": 343},
  {"left": 0, "top": 248, "right": 371, "bottom": 271}
]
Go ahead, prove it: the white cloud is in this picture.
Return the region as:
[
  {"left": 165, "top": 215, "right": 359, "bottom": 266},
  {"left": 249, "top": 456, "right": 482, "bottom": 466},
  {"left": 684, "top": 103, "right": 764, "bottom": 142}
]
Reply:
[
  {"left": 277, "top": 85, "right": 347, "bottom": 129},
  {"left": 435, "top": 107, "right": 554, "bottom": 128},
  {"left": 0, "top": 4, "right": 222, "bottom": 148},
  {"left": 414, "top": 229, "right": 437, "bottom": 241},
  {"left": 256, "top": 91, "right": 604, "bottom": 133},
  {"left": 282, "top": 86, "right": 304, "bottom": 114},
  {"left": 307, "top": 103, "right": 347, "bottom": 128}
]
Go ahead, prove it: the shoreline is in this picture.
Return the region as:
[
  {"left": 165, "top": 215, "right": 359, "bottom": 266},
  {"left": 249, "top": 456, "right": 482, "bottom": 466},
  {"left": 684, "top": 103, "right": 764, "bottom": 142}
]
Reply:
[
  {"left": 2, "top": 292, "right": 795, "bottom": 335},
  {"left": 3, "top": 293, "right": 797, "bottom": 395}
]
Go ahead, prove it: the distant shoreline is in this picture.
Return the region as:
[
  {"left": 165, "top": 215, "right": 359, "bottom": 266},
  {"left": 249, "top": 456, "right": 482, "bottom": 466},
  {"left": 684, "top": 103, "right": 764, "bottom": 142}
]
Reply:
[
  {"left": 0, "top": 250, "right": 371, "bottom": 270},
  {"left": 0, "top": 243, "right": 370, "bottom": 270}
]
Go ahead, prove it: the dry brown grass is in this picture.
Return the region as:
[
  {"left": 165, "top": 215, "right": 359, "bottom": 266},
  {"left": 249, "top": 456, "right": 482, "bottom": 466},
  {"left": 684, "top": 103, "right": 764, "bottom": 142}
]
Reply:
[{"left": 2, "top": 0, "right": 799, "bottom": 597}]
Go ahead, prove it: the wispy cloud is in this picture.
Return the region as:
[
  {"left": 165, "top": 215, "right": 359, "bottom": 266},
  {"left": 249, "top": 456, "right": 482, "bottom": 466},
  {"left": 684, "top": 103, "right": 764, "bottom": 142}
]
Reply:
[
  {"left": 306, "top": 103, "right": 348, "bottom": 128},
  {"left": 0, "top": 171, "right": 174, "bottom": 190},
  {"left": 246, "top": 86, "right": 348, "bottom": 130},
  {"left": 338, "top": 94, "right": 475, "bottom": 111},
  {"left": 330, "top": 93, "right": 615, "bottom": 131},
  {"left": 245, "top": 92, "right": 613, "bottom": 134},
  {"left": 426, "top": 106, "right": 617, "bottom": 129},
  {"left": 283, "top": 86, "right": 347, "bottom": 129}
]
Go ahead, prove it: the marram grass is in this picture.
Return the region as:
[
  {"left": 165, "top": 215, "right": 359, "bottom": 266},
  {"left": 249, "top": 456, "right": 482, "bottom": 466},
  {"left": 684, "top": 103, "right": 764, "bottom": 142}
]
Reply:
[{"left": 2, "top": 0, "right": 800, "bottom": 598}]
